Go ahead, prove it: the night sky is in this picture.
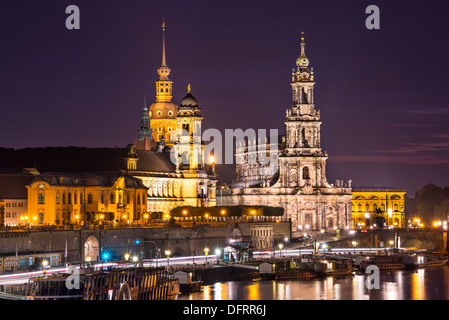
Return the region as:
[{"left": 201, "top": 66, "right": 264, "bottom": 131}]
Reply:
[{"left": 0, "top": 0, "right": 448, "bottom": 195}]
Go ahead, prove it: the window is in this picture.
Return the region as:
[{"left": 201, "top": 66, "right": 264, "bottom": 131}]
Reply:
[
  {"left": 38, "top": 193, "right": 45, "bottom": 205},
  {"left": 137, "top": 194, "right": 141, "bottom": 205},
  {"left": 142, "top": 194, "right": 145, "bottom": 205},
  {"left": 358, "top": 204, "right": 362, "bottom": 212},
  {"left": 157, "top": 110, "right": 162, "bottom": 116},
  {"left": 303, "top": 167, "right": 310, "bottom": 180},
  {"left": 68, "top": 192, "right": 72, "bottom": 204},
  {"left": 62, "top": 193, "right": 66, "bottom": 204},
  {"left": 38, "top": 213, "right": 44, "bottom": 224},
  {"left": 126, "top": 192, "right": 130, "bottom": 204},
  {"left": 110, "top": 193, "right": 115, "bottom": 204},
  {"left": 87, "top": 193, "right": 93, "bottom": 204},
  {"left": 365, "top": 204, "right": 369, "bottom": 212},
  {"left": 80, "top": 192, "right": 83, "bottom": 204},
  {"left": 101, "top": 191, "right": 105, "bottom": 204},
  {"left": 56, "top": 192, "right": 60, "bottom": 204},
  {"left": 74, "top": 192, "right": 77, "bottom": 204}
]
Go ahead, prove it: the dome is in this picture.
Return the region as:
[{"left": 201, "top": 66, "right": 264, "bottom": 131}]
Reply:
[
  {"left": 148, "top": 102, "right": 178, "bottom": 119},
  {"left": 180, "top": 92, "right": 198, "bottom": 108}
]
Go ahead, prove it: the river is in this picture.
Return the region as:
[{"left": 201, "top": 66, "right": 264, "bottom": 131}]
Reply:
[{"left": 178, "top": 266, "right": 449, "bottom": 300}]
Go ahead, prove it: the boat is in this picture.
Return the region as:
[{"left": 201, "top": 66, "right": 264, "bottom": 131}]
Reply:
[
  {"left": 275, "top": 268, "right": 317, "bottom": 280},
  {"left": 359, "top": 255, "right": 405, "bottom": 271},
  {"left": 22, "top": 266, "right": 179, "bottom": 300},
  {"left": 314, "top": 258, "right": 353, "bottom": 276},
  {"left": 402, "top": 252, "right": 449, "bottom": 268}
]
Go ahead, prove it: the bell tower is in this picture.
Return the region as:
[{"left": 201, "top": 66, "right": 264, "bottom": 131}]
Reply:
[
  {"left": 281, "top": 32, "right": 328, "bottom": 189},
  {"left": 148, "top": 19, "right": 178, "bottom": 145}
]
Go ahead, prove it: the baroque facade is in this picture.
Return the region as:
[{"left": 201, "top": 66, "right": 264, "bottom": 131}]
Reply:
[
  {"left": 222, "top": 34, "right": 353, "bottom": 232},
  {"left": 351, "top": 188, "right": 406, "bottom": 228}
]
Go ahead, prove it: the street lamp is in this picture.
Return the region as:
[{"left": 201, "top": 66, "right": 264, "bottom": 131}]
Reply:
[
  {"left": 124, "top": 253, "right": 130, "bottom": 261},
  {"left": 278, "top": 243, "right": 284, "bottom": 258},
  {"left": 204, "top": 247, "right": 209, "bottom": 264},
  {"left": 215, "top": 248, "right": 221, "bottom": 264},
  {"left": 165, "top": 250, "right": 171, "bottom": 267}
]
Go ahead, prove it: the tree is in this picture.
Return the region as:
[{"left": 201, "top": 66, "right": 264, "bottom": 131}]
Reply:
[{"left": 415, "top": 184, "right": 447, "bottom": 225}]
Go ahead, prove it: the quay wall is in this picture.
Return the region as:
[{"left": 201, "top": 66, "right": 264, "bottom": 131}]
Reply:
[
  {"left": 329, "top": 229, "right": 448, "bottom": 251},
  {"left": 0, "top": 221, "right": 291, "bottom": 262}
]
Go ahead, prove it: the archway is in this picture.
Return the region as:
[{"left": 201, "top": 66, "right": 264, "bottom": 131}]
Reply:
[{"left": 84, "top": 235, "right": 100, "bottom": 261}]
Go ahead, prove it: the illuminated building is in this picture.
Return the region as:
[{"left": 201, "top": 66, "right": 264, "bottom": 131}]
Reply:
[
  {"left": 148, "top": 20, "right": 178, "bottom": 145},
  {"left": 222, "top": 33, "right": 353, "bottom": 232},
  {"left": 351, "top": 188, "right": 406, "bottom": 228},
  {"left": 0, "top": 171, "right": 37, "bottom": 226},
  {"left": 26, "top": 173, "right": 148, "bottom": 226}
]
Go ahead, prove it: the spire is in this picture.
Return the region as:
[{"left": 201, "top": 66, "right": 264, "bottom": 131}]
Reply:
[
  {"left": 157, "top": 19, "right": 171, "bottom": 81},
  {"left": 138, "top": 95, "right": 152, "bottom": 141},
  {"left": 296, "top": 31, "right": 309, "bottom": 69},
  {"left": 161, "top": 18, "right": 167, "bottom": 67},
  {"left": 187, "top": 83, "right": 191, "bottom": 93}
]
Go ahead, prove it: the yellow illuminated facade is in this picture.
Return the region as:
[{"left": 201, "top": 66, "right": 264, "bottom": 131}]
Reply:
[
  {"left": 26, "top": 174, "right": 148, "bottom": 226},
  {"left": 351, "top": 188, "right": 406, "bottom": 228}
]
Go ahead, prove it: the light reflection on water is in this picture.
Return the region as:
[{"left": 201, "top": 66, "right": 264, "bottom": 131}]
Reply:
[{"left": 178, "top": 266, "right": 449, "bottom": 300}]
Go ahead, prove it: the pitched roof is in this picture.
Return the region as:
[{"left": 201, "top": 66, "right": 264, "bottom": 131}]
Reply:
[
  {"left": 0, "top": 174, "right": 36, "bottom": 199},
  {"left": 0, "top": 146, "right": 176, "bottom": 175}
]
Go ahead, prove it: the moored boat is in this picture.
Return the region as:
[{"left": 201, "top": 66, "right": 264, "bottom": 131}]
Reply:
[
  {"left": 402, "top": 252, "right": 449, "bottom": 268},
  {"left": 314, "top": 258, "right": 353, "bottom": 276},
  {"left": 360, "top": 255, "right": 405, "bottom": 271}
]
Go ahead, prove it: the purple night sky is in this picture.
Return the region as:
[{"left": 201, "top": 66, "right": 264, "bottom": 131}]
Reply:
[{"left": 0, "top": 0, "right": 448, "bottom": 195}]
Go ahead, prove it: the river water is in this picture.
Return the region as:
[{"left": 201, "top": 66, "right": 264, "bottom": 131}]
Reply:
[{"left": 178, "top": 266, "right": 449, "bottom": 300}]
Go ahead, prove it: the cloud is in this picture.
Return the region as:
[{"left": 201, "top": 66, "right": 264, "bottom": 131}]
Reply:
[
  {"left": 407, "top": 108, "right": 449, "bottom": 115},
  {"left": 331, "top": 154, "right": 449, "bottom": 165}
]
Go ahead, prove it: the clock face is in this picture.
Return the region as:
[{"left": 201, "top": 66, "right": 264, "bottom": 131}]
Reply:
[{"left": 38, "top": 184, "right": 44, "bottom": 189}]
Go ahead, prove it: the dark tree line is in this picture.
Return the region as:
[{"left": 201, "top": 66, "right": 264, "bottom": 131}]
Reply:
[{"left": 406, "top": 184, "right": 449, "bottom": 226}]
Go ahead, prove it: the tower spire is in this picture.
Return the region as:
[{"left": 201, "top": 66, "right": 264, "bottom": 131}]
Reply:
[
  {"left": 161, "top": 18, "right": 167, "bottom": 67},
  {"left": 296, "top": 31, "right": 309, "bottom": 70}
]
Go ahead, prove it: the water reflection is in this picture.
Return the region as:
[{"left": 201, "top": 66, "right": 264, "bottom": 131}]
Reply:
[{"left": 179, "top": 266, "right": 449, "bottom": 300}]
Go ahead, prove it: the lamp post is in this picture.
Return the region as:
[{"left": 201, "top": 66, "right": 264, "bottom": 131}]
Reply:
[
  {"left": 278, "top": 243, "right": 284, "bottom": 258},
  {"left": 135, "top": 240, "right": 159, "bottom": 267},
  {"left": 165, "top": 249, "right": 171, "bottom": 267},
  {"left": 215, "top": 248, "right": 221, "bottom": 265},
  {"left": 204, "top": 247, "right": 209, "bottom": 264}
]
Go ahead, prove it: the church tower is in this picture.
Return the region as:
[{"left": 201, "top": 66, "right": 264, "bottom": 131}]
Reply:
[
  {"left": 134, "top": 96, "right": 155, "bottom": 151},
  {"left": 174, "top": 84, "right": 204, "bottom": 171},
  {"left": 281, "top": 32, "right": 328, "bottom": 190},
  {"left": 149, "top": 20, "right": 178, "bottom": 145}
]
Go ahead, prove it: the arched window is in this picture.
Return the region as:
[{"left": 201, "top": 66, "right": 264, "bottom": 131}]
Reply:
[
  {"left": 68, "top": 192, "right": 72, "bottom": 204},
  {"left": 56, "top": 192, "right": 60, "bottom": 204},
  {"left": 394, "top": 204, "right": 398, "bottom": 211},
  {"left": 365, "top": 204, "right": 370, "bottom": 212},
  {"left": 358, "top": 204, "right": 362, "bottom": 212},
  {"left": 303, "top": 167, "right": 310, "bottom": 180},
  {"left": 381, "top": 204, "right": 385, "bottom": 211},
  {"left": 373, "top": 204, "right": 378, "bottom": 211}
]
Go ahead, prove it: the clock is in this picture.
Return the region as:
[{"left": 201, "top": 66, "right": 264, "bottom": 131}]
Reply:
[{"left": 38, "top": 184, "right": 44, "bottom": 189}]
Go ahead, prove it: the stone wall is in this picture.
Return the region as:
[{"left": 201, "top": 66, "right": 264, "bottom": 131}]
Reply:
[{"left": 0, "top": 221, "right": 291, "bottom": 262}]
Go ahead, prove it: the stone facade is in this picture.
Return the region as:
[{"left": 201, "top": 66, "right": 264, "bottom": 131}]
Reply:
[{"left": 222, "top": 34, "right": 353, "bottom": 233}]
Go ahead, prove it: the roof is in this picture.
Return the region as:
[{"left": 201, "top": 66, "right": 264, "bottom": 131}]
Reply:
[
  {"left": 134, "top": 149, "right": 176, "bottom": 173},
  {"left": 0, "top": 174, "right": 36, "bottom": 199},
  {"left": 0, "top": 146, "right": 176, "bottom": 176},
  {"left": 31, "top": 172, "right": 148, "bottom": 189}
]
